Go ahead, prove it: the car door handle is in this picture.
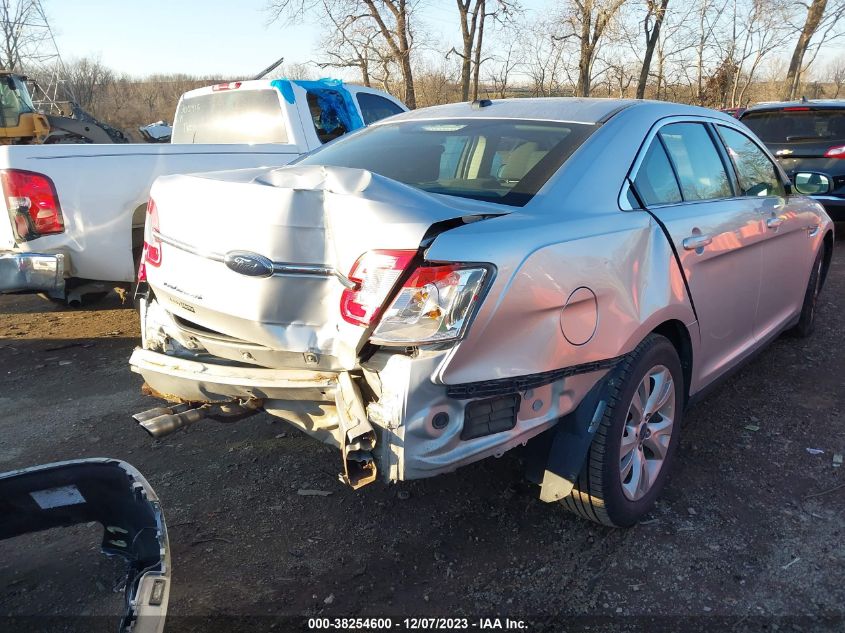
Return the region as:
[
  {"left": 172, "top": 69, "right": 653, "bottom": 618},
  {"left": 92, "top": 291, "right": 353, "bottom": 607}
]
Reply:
[
  {"left": 766, "top": 217, "right": 784, "bottom": 229},
  {"left": 682, "top": 235, "right": 712, "bottom": 251}
]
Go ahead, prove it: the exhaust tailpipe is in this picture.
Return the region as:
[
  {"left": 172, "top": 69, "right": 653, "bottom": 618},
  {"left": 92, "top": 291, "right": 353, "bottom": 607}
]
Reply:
[{"left": 133, "top": 400, "right": 261, "bottom": 439}]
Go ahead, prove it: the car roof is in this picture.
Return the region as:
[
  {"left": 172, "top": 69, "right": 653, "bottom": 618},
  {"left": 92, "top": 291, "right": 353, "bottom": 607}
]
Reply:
[
  {"left": 744, "top": 99, "right": 845, "bottom": 113},
  {"left": 381, "top": 97, "right": 733, "bottom": 125}
]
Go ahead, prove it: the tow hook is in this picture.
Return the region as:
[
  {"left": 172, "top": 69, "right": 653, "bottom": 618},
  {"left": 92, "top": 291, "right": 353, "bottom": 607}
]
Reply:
[
  {"left": 336, "top": 372, "right": 378, "bottom": 489},
  {"left": 133, "top": 398, "right": 263, "bottom": 438}
]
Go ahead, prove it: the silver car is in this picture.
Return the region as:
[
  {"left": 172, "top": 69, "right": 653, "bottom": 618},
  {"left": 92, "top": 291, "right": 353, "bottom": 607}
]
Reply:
[{"left": 129, "top": 98, "right": 833, "bottom": 527}]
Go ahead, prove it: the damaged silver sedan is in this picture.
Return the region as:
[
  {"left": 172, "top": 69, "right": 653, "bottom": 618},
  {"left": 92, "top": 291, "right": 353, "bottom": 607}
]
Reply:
[{"left": 129, "top": 98, "right": 833, "bottom": 526}]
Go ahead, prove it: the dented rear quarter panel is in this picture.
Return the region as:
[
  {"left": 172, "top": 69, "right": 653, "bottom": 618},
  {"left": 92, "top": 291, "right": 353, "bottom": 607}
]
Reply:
[{"left": 427, "top": 107, "right": 698, "bottom": 389}]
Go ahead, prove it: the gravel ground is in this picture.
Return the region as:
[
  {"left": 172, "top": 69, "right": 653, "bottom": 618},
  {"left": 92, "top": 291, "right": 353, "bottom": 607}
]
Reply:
[{"left": 1, "top": 239, "right": 843, "bottom": 633}]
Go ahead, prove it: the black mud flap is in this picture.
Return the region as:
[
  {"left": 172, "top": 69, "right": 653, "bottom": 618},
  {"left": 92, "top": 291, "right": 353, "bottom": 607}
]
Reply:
[
  {"left": 0, "top": 458, "right": 170, "bottom": 633},
  {"left": 524, "top": 376, "right": 611, "bottom": 502}
]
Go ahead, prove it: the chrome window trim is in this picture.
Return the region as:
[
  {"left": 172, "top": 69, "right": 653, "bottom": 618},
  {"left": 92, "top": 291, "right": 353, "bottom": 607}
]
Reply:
[{"left": 619, "top": 114, "right": 745, "bottom": 211}]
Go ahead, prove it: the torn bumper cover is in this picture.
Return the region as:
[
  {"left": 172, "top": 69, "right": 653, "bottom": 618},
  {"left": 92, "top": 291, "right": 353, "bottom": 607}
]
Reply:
[
  {"left": 0, "top": 458, "right": 170, "bottom": 633},
  {"left": 129, "top": 348, "right": 375, "bottom": 487},
  {"left": 130, "top": 345, "right": 613, "bottom": 489},
  {"left": 0, "top": 251, "right": 65, "bottom": 293}
]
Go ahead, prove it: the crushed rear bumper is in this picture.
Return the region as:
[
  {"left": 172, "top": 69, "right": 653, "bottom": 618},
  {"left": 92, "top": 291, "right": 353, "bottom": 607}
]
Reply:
[
  {"left": 0, "top": 251, "right": 65, "bottom": 293},
  {"left": 129, "top": 347, "right": 337, "bottom": 402}
]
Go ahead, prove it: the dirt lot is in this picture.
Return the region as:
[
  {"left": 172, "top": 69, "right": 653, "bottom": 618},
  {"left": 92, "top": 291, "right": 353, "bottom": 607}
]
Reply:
[{"left": 1, "top": 241, "right": 844, "bottom": 633}]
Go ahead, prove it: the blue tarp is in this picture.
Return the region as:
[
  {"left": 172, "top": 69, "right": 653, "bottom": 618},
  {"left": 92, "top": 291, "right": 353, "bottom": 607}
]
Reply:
[{"left": 271, "top": 78, "right": 365, "bottom": 134}]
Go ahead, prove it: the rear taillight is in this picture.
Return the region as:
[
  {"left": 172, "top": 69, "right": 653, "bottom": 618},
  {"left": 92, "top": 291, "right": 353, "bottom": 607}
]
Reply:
[
  {"left": 0, "top": 169, "right": 64, "bottom": 242},
  {"left": 340, "top": 250, "right": 415, "bottom": 326},
  {"left": 824, "top": 145, "right": 845, "bottom": 158},
  {"left": 371, "top": 263, "right": 490, "bottom": 345},
  {"left": 143, "top": 199, "right": 162, "bottom": 268}
]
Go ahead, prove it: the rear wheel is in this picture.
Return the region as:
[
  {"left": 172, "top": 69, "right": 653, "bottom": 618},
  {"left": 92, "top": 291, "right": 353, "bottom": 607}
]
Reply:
[
  {"left": 788, "top": 248, "right": 824, "bottom": 339},
  {"left": 563, "top": 334, "right": 683, "bottom": 527}
]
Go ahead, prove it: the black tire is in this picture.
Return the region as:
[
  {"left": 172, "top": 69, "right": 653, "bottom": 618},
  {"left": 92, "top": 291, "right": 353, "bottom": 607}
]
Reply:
[
  {"left": 562, "top": 334, "right": 684, "bottom": 527},
  {"left": 788, "top": 247, "right": 824, "bottom": 339}
]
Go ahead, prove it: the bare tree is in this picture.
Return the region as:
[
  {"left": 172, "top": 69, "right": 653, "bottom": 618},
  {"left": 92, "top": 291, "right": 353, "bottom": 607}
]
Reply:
[
  {"left": 266, "top": 0, "right": 421, "bottom": 107},
  {"left": 827, "top": 55, "right": 845, "bottom": 97},
  {"left": 782, "top": 0, "right": 845, "bottom": 99},
  {"left": 63, "top": 57, "right": 114, "bottom": 110},
  {"left": 317, "top": 7, "right": 380, "bottom": 86},
  {"left": 450, "top": 0, "right": 516, "bottom": 101},
  {"left": 552, "top": 0, "right": 629, "bottom": 97},
  {"left": 484, "top": 35, "right": 520, "bottom": 98},
  {"left": 0, "top": 0, "right": 34, "bottom": 71},
  {"left": 523, "top": 19, "right": 566, "bottom": 96},
  {"left": 635, "top": 0, "right": 670, "bottom": 98},
  {"left": 726, "top": 0, "right": 792, "bottom": 107}
]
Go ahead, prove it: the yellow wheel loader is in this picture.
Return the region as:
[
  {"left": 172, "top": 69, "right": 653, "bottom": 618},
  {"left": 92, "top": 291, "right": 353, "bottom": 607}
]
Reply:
[{"left": 0, "top": 70, "right": 126, "bottom": 144}]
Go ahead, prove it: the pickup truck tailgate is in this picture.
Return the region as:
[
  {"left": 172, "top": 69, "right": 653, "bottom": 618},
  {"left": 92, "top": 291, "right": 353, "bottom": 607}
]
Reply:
[{"left": 146, "top": 165, "right": 485, "bottom": 367}]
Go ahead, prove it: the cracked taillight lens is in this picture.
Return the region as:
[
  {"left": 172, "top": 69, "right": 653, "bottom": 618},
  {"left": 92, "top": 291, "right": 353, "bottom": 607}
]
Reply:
[
  {"left": 371, "top": 263, "right": 489, "bottom": 345},
  {"left": 137, "top": 199, "right": 161, "bottom": 282},
  {"left": 340, "top": 250, "right": 416, "bottom": 326}
]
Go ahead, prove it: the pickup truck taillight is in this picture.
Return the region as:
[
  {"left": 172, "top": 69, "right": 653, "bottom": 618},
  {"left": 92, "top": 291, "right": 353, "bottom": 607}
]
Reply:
[
  {"left": 0, "top": 169, "right": 64, "bottom": 242},
  {"left": 341, "top": 249, "right": 491, "bottom": 345}
]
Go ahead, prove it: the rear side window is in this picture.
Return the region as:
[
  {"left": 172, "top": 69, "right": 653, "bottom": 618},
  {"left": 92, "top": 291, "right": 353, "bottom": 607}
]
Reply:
[
  {"left": 356, "top": 93, "right": 404, "bottom": 125},
  {"left": 718, "top": 126, "right": 785, "bottom": 197},
  {"left": 659, "top": 123, "right": 732, "bottom": 201},
  {"left": 172, "top": 89, "right": 288, "bottom": 144},
  {"left": 633, "top": 140, "right": 682, "bottom": 206},
  {"left": 741, "top": 109, "right": 845, "bottom": 143},
  {"left": 307, "top": 89, "right": 359, "bottom": 143}
]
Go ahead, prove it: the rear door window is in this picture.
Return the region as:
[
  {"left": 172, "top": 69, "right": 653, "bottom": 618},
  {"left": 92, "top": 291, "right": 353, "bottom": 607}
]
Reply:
[
  {"left": 356, "top": 93, "right": 404, "bottom": 125},
  {"left": 717, "top": 126, "right": 785, "bottom": 197},
  {"left": 172, "top": 89, "right": 288, "bottom": 144},
  {"left": 633, "top": 140, "right": 682, "bottom": 206},
  {"left": 658, "top": 123, "right": 733, "bottom": 201}
]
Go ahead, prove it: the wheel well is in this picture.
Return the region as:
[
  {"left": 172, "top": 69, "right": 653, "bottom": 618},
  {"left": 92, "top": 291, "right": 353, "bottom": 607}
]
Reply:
[
  {"left": 651, "top": 320, "right": 693, "bottom": 405},
  {"left": 821, "top": 231, "right": 833, "bottom": 289}
]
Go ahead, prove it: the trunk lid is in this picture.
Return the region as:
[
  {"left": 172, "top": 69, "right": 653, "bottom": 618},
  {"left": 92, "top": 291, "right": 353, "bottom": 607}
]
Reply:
[{"left": 146, "top": 165, "right": 504, "bottom": 368}]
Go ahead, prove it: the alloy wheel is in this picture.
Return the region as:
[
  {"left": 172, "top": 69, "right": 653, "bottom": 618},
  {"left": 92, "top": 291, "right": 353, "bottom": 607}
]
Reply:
[{"left": 619, "top": 365, "right": 676, "bottom": 501}]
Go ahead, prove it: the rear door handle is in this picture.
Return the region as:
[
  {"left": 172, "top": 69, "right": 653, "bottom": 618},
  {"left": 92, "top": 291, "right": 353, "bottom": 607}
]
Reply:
[
  {"left": 682, "top": 235, "right": 712, "bottom": 251},
  {"left": 766, "top": 217, "right": 784, "bottom": 229}
]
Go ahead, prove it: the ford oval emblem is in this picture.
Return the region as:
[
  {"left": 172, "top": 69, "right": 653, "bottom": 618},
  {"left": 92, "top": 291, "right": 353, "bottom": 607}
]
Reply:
[{"left": 224, "top": 251, "right": 274, "bottom": 278}]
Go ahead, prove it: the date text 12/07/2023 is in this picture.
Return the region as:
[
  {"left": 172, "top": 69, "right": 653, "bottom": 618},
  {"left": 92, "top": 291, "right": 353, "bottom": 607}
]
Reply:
[{"left": 307, "top": 617, "right": 529, "bottom": 630}]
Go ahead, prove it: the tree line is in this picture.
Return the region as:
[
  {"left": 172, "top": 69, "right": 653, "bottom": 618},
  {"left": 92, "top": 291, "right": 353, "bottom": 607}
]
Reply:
[{"left": 3, "top": 0, "right": 845, "bottom": 139}]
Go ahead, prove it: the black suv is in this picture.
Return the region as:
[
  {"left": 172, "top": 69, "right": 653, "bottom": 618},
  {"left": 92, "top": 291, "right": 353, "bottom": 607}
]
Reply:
[{"left": 740, "top": 100, "right": 845, "bottom": 221}]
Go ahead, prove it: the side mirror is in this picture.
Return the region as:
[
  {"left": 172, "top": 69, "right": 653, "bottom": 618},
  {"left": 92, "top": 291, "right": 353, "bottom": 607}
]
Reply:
[{"left": 793, "top": 172, "right": 831, "bottom": 196}]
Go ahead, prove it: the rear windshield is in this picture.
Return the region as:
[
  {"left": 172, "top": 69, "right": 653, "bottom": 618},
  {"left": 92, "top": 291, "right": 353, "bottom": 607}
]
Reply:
[
  {"left": 172, "top": 89, "right": 288, "bottom": 144},
  {"left": 742, "top": 109, "right": 845, "bottom": 143},
  {"left": 295, "top": 118, "right": 595, "bottom": 206}
]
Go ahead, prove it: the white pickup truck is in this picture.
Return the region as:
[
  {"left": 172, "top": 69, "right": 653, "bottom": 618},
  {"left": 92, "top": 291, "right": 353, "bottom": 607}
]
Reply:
[{"left": 0, "top": 78, "right": 405, "bottom": 304}]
